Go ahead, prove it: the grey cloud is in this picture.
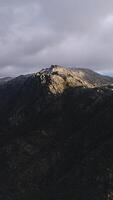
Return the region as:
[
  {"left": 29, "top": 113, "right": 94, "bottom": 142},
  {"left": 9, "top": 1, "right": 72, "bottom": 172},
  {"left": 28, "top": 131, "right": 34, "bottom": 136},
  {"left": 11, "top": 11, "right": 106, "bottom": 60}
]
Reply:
[{"left": 0, "top": 0, "right": 113, "bottom": 76}]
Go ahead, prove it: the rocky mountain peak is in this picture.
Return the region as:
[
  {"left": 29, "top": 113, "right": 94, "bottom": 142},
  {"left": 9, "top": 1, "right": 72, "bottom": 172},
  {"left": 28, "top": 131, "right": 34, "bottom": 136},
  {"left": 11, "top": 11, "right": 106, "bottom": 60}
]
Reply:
[
  {"left": 34, "top": 65, "right": 113, "bottom": 94},
  {"left": 35, "top": 65, "right": 96, "bottom": 94}
]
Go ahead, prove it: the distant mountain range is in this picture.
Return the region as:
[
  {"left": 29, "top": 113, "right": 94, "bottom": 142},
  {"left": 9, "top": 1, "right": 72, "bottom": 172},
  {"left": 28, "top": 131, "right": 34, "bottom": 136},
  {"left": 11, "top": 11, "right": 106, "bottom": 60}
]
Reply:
[{"left": 0, "top": 65, "right": 113, "bottom": 200}]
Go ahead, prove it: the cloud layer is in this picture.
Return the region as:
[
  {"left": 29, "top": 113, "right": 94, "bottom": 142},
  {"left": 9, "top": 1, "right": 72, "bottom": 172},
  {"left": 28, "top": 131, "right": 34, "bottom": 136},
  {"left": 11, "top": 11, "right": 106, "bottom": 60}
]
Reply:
[{"left": 0, "top": 0, "right": 113, "bottom": 76}]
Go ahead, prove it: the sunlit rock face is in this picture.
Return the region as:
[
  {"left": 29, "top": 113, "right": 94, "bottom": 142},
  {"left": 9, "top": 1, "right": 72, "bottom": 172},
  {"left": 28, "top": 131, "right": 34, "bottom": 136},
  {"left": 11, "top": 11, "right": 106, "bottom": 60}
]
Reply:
[{"left": 35, "top": 65, "right": 113, "bottom": 94}]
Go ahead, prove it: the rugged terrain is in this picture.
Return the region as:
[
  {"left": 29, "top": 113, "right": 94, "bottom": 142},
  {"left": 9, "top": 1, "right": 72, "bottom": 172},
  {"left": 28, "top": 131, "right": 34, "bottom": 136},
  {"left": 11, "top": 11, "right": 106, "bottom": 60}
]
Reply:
[{"left": 0, "top": 65, "right": 113, "bottom": 199}]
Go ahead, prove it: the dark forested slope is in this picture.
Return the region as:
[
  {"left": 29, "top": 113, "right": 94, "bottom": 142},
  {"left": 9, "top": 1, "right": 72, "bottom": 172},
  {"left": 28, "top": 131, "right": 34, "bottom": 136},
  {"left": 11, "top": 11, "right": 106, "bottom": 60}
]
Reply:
[{"left": 0, "top": 65, "right": 113, "bottom": 199}]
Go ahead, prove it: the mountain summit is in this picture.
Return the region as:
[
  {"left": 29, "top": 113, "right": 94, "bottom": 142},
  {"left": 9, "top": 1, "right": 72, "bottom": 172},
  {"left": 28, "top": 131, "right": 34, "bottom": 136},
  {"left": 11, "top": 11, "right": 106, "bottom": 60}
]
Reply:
[
  {"left": 0, "top": 65, "right": 113, "bottom": 199},
  {"left": 34, "top": 65, "right": 113, "bottom": 94}
]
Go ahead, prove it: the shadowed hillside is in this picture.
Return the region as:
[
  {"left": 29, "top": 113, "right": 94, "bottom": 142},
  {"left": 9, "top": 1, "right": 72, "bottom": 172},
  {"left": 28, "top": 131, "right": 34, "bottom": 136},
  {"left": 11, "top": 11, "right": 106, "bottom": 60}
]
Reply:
[{"left": 0, "top": 65, "right": 113, "bottom": 199}]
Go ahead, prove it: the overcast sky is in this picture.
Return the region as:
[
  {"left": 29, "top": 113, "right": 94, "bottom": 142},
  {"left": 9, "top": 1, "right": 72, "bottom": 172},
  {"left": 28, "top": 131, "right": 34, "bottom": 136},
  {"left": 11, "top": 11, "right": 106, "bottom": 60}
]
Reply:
[{"left": 0, "top": 0, "right": 113, "bottom": 76}]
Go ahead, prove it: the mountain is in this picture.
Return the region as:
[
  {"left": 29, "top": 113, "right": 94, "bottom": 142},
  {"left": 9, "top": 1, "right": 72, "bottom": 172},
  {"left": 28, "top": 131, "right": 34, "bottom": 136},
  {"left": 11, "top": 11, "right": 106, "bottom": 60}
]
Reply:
[
  {"left": 0, "top": 76, "right": 12, "bottom": 84},
  {"left": 0, "top": 65, "right": 113, "bottom": 199}
]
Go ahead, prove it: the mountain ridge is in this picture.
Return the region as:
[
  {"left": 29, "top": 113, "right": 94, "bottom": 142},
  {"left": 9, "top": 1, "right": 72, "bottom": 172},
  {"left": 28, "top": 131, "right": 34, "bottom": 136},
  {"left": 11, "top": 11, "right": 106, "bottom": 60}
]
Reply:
[
  {"left": 0, "top": 65, "right": 113, "bottom": 199},
  {"left": 1, "top": 65, "right": 113, "bottom": 89}
]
